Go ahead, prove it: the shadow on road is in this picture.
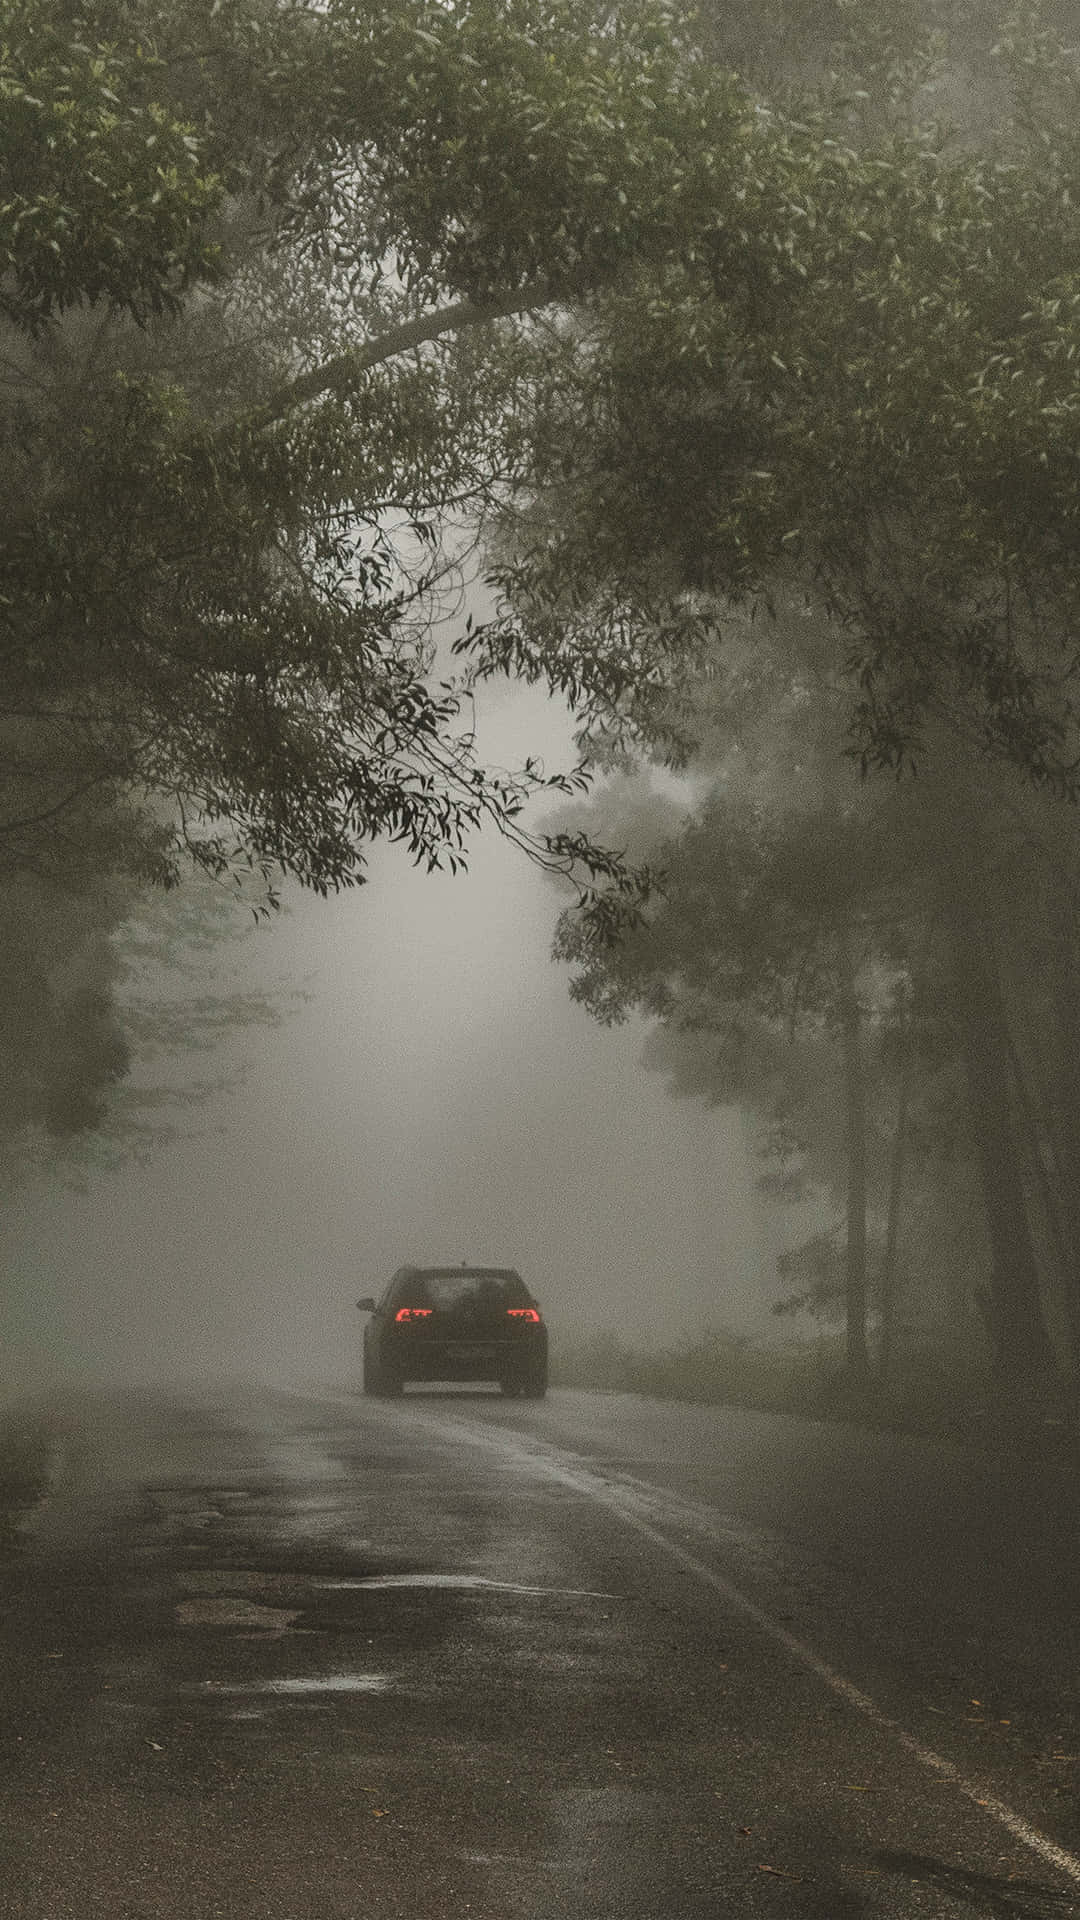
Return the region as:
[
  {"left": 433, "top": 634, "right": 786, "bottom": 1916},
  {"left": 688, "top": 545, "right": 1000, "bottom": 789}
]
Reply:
[
  {"left": 877, "top": 1849, "right": 1080, "bottom": 1915},
  {"left": 394, "top": 1386, "right": 507, "bottom": 1399}
]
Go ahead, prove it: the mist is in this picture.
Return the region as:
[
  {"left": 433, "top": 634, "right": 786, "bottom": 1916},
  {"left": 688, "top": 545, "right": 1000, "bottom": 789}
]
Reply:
[
  {"left": 0, "top": 678, "right": 788, "bottom": 1397},
  {"left": 4, "top": 0, "right": 1072, "bottom": 1427}
]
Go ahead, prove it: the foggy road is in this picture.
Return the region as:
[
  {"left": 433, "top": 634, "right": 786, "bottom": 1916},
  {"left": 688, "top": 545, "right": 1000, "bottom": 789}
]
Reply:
[{"left": 3, "top": 1385, "right": 1080, "bottom": 1918}]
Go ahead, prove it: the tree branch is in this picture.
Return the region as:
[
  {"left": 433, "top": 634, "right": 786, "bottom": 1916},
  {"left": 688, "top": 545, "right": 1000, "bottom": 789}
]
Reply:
[
  {"left": 248, "top": 281, "right": 556, "bottom": 432},
  {"left": 0, "top": 772, "right": 119, "bottom": 838}
]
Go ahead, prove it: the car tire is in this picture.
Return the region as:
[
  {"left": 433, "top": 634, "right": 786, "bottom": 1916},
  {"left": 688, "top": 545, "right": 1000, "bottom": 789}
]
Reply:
[
  {"left": 499, "top": 1376, "right": 523, "bottom": 1398},
  {"left": 521, "top": 1368, "right": 548, "bottom": 1400},
  {"left": 364, "top": 1350, "right": 403, "bottom": 1398}
]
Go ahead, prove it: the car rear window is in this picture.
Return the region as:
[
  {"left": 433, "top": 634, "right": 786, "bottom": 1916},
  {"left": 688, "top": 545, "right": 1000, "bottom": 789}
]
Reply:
[{"left": 398, "top": 1271, "right": 531, "bottom": 1312}]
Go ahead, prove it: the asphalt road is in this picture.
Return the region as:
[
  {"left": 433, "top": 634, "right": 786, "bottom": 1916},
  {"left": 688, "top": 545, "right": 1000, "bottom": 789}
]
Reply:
[{"left": 2, "top": 1383, "right": 1080, "bottom": 1918}]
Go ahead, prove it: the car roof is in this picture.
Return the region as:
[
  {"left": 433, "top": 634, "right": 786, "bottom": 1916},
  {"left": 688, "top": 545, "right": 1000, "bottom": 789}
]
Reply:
[{"left": 394, "top": 1265, "right": 523, "bottom": 1281}]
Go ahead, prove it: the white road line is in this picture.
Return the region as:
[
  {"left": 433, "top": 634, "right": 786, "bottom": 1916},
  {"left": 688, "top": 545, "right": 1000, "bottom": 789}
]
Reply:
[
  {"left": 411, "top": 1406, "right": 1080, "bottom": 1889},
  {"left": 591, "top": 1482, "right": 1080, "bottom": 1887}
]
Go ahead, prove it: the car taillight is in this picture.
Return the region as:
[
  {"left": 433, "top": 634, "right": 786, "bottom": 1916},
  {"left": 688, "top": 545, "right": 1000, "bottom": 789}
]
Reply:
[
  {"left": 507, "top": 1307, "right": 541, "bottom": 1323},
  {"left": 394, "top": 1307, "right": 433, "bottom": 1322}
]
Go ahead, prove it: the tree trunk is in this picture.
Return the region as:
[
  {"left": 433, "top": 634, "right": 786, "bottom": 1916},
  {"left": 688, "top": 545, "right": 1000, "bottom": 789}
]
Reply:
[
  {"left": 1047, "top": 892, "right": 1080, "bottom": 1396},
  {"left": 949, "top": 880, "right": 1056, "bottom": 1397},
  {"left": 877, "top": 1002, "right": 914, "bottom": 1389},
  {"left": 837, "top": 926, "right": 871, "bottom": 1385},
  {"left": 1005, "top": 1029, "right": 1080, "bottom": 1388}
]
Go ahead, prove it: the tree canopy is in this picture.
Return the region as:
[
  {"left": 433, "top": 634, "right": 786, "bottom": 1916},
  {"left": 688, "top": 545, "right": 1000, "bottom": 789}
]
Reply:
[
  {"left": 478, "top": 9, "right": 1080, "bottom": 800},
  {"left": 1, "top": 0, "right": 751, "bottom": 900},
  {"left": 13, "top": 0, "right": 1080, "bottom": 912}
]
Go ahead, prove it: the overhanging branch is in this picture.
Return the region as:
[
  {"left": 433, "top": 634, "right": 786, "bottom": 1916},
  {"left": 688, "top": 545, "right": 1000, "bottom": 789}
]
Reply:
[{"left": 249, "top": 281, "right": 556, "bottom": 432}]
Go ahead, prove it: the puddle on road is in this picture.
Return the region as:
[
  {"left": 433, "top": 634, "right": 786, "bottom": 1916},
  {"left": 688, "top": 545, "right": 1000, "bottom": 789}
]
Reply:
[
  {"left": 458, "top": 1852, "right": 532, "bottom": 1868},
  {"left": 199, "top": 1673, "right": 393, "bottom": 1696},
  {"left": 315, "top": 1574, "right": 613, "bottom": 1598},
  {"left": 261, "top": 1441, "right": 349, "bottom": 1484}
]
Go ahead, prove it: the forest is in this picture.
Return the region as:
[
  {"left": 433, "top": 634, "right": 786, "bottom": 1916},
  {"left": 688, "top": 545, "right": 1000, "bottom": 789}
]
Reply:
[{"left": 6, "top": 0, "right": 1080, "bottom": 1428}]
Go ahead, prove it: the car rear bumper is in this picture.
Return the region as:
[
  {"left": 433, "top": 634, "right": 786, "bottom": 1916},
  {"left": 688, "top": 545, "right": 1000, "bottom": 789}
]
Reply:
[{"left": 382, "top": 1335, "right": 547, "bottom": 1383}]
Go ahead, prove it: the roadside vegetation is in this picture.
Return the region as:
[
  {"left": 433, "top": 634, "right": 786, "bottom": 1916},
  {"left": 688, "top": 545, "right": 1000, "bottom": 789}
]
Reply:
[
  {"left": 492, "top": 1, "right": 1080, "bottom": 1429},
  {"left": 550, "top": 1326, "right": 1047, "bottom": 1451},
  {"left": 551, "top": 1327, "right": 848, "bottom": 1418}
]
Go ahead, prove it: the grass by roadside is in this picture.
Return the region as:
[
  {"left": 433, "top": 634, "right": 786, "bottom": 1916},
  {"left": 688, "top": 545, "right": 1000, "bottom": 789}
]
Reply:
[
  {"left": 551, "top": 1326, "right": 842, "bottom": 1417},
  {"left": 548, "top": 1326, "right": 1039, "bottom": 1452}
]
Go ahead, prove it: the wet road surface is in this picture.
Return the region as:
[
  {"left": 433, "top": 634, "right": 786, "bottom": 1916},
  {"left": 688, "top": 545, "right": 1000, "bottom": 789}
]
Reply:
[{"left": 2, "top": 1383, "right": 1080, "bottom": 1917}]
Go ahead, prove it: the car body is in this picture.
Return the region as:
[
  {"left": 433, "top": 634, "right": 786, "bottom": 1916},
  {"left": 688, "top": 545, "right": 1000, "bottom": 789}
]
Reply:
[{"left": 357, "top": 1265, "right": 548, "bottom": 1398}]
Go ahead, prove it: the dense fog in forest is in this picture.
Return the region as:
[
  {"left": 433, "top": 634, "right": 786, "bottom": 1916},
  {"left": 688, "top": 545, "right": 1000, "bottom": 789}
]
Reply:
[
  {"left": 6, "top": 0, "right": 1080, "bottom": 1432},
  {"left": 2, "top": 681, "right": 792, "bottom": 1392}
]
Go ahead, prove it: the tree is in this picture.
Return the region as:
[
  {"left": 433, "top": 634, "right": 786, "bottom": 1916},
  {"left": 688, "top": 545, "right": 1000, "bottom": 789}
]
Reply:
[
  {"left": 476, "top": 9, "right": 1080, "bottom": 800},
  {"left": 0, "top": 863, "right": 131, "bottom": 1147},
  {"left": 1, "top": 2, "right": 223, "bottom": 329},
  {"left": 549, "top": 610, "right": 907, "bottom": 1387},
  {"left": 2, "top": 0, "right": 752, "bottom": 901},
  {"left": 467, "top": 5, "right": 1080, "bottom": 1415},
  {"left": 0, "top": 841, "right": 297, "bottom": 1185},
  {"left": 546, "top": 600, "right": 1080, "bottom": 1407}
]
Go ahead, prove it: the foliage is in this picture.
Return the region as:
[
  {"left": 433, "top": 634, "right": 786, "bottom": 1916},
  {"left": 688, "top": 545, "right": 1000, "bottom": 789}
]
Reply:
[
  {"left": 0, "top": 2, "right": 223, "bottom": 329},
  {"left": 0, "top": 865, "right": 132, "bottom": 1144},
  {"left": 16, "top": 0, "right": 1080, "bottom": 909},
  {"left": 549, "top": 606, "right": 906, "bottom": 1026},
  {"left": 1, "top": 0, "right": 752, "bottom": 902},
  {"left": 772, "top": 1229, "right": 846, "bottom": 1320},
  {"left": 13, "top": 0, "right": 1080, "bottom": 908},
  {"left": 113, "top": 866, "right": 265, "bottom": 1093},
  {"left": 541, "top": 600, "right": 1079, "bottom": 1384},
  {"left": 472, "top": 3, "right": 1080, "bottom": 1400},
  {"left": 478, "top": 7, "right": 1080, "bottom": 798},
  {"left": 550, "top": 1320, "right": 834, "bottom": 1408},
  {"left": 550, "top": 1319, "right": 999, "bottom": 1439}
]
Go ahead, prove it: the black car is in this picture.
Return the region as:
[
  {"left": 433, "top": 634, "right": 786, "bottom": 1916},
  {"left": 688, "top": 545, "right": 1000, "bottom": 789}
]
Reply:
[{"left": 357, "top": 1265, "right": 548, "bottom": 1398}]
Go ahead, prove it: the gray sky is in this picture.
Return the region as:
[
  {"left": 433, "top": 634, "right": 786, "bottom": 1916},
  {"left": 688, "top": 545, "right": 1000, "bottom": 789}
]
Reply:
[{"left": 4, "top": 679, "right": 792, "bottom": 1391}]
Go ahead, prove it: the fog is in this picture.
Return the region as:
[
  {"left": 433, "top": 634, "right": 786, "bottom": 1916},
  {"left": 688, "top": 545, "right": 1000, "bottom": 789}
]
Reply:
[{"left": 1, "top": 679, "right": 788, "bottom": 1396}]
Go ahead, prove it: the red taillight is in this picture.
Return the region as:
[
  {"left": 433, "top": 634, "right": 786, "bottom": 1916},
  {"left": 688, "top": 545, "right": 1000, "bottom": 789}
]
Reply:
[
  {"left": 507, "top": 1307, "right": 541, "bottom": 1323},
  {"left": 394, "top": 1307, "right": 433, "bottom": 1322}
]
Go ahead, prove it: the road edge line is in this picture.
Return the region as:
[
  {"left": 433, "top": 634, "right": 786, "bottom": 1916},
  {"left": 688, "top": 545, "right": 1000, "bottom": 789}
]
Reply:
[{"left": 414, "top": 1408, "right": 1080, "bottom": 1889}]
